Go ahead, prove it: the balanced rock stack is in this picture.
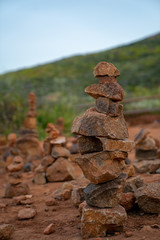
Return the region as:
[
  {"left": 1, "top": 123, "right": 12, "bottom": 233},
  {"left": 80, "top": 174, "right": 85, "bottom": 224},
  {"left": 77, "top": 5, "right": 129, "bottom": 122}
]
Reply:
[
  {"left": 5, "top": 156, "right": 30, "bottom": 198},
  {"left": 71, "top": 62, "right": 135, "bottom": 238},
  {"left": 34, "top": 123, "right": 75, "bottom": 184},
  {"left": 16, "top": 92, "right": 42, "bottom": 162},
  {"left": 133, "top": 129, "right": 160, "bottom": 173}
]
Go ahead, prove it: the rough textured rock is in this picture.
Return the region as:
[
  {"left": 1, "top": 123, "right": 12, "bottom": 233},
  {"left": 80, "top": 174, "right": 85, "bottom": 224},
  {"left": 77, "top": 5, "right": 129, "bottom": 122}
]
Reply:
[
  {"left": 135, "top": 183, "right": 160, "bottom": 213},
  {"left": 71, "top": 108, "right": 128, "bottom": 139},
  {"left": 84, "top": 173, "right": 127, "bottom": 208},
  {"left": 124, "top": 165, "right": 135, "bottom": 178},
  {"left": 85, "top": 82, "right": 124, "bottom": 101},
  {"left": 33, "top": 172, "right": 46, "bottom": 185},
  {"left": 41, "top": 155, "right": 55, "bottom": 168},
  {"left": 0, "top": 224, "right": 14, "bottom": 240},
  {"left": 96, "top": 97, "right": 123, "bottom": 116},
  {"left": 46, "top": 157, "right": 75, "bottom": 182},
  {"left": 98, "top": 138, "right": 134, "bottom": 152},
  {"left": 71, "top": 187, "right": 85, "bottom": 207},
  {"left": 7, "top": 156, "right": 24, "bottom": 172},
  {"left": 81, "top": 203, "right": 127, "bottom": 238},
  {"left": 93, "top": 62, "right": 120, "bottom": 77},
  {"left": 124, "top": 176, "right": 144, "bottom": 193},
  {"left": 44, "top": 223, "right": 55, "bottom": 235},
  {"left": 119, "top": 192, "right": 135, "bottom": 211},
  {"left": 18, "top": 208, "right": 36, "bottom": 220},
  {"left": 51, "top": 146, "right": 70, "bottom": 159},
  {"left": 76, "top": 152, "right": 126, "bottom": 184},
  {"left": 98, "top": 76, "right": 117, "bottom": 84},
  {"left": 133, "top": 159, "right": 160, "bottom": 174},
  {"left": 78, "top": 136, "right": 103, "bottom": 154},
  {"left": 5, "top": 183, "right": 30, "bottom": 198},
  {"left": 135, "top": 148, "right": 158, "bottom": 160}
]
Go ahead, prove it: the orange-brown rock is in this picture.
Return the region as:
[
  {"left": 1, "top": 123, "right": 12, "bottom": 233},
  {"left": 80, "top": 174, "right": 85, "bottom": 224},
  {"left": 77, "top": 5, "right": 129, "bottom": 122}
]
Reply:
[
  {"left": 24, "top": 117, "right": 37, "bottom": 129},
  {"left": 7, "top": 156, "right": 24, "bottom": 172},
  {"left": 81, "top": 203, "right": 127, "bottom": 238},
  {"left": 96, "top": 97, "right": 123, "bottom": 116},
  {"left": 119, "top": 192, "right": 135, "bottom": 211},
  {"left": 98, "top": 76, "right": 117, "bottom": 84},
  {"left": 71, "top": 108, "right": 128, "bottom": 139},
  {"left": 93, "top": 62, "right": 120, "bottom": 77},
  {"left": 8, "top": 133, "right": 17, "bottom": 147},
  {"left": 5, "top": 183, "right": 30, "bottom": 198},
  {"left": 44, "top": 223, "right": 55, "bottom": 235},
  {"left": 51, "top": 146, "right": 70, "bottom": 159},
  {"left": 46, "top": 157, "right": 75, "bottom": 182},
  {"left": 76, "top": 152, "right": 126, "bottom": 184},
  {"left": 0, "top": 135, "right": 7, "bottom": 146},
  {"left": 85, "top": 82, "right": 124, "bottom": 101},
  {"left": 18, "top": 208, "right": 36, "bottom": 220},
  {"left": 16, "top": 137, "right": 42, "bottom": 162},
  {"left": 41, "top": 155, "right": 55, "bottom": 169},
  {"left": 124, "top": 165, "right": 135, "bottom": 178},
  {"left": 45, "top": 123, "right": 59, "bottom": 139},
  {"left": 136, "top": 137, "right": 156, "bottom": 150},
  {"left": 133, "top": 159, "right": 160, "bottom": 174}
]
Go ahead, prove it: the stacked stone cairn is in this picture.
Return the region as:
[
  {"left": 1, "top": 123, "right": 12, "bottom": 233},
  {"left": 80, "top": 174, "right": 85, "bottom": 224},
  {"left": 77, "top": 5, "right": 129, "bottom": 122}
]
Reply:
[
  {"left": 5, "top": 155, "right": 30, "bottom": 198},
  {"left": 71, "top": 62, "right": 135, "bottom": 238},
  {"left": 16, "top": 92, "right": 42, "bottom": 162},
  {"left": 33, "top": 123, "right": 75, "bottom": 184},
  {"left": 133, "top": 129, "right": 160, "bottom": 173}
]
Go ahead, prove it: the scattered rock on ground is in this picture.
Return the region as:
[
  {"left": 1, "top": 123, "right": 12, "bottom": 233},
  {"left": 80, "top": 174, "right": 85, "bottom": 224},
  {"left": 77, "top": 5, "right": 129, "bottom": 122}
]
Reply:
[
  {"left": 18, "top": 208, "right": 36, "bottom": 220},
  {"left": 0, "top": 224, "right": 14, "bottom": 240}
]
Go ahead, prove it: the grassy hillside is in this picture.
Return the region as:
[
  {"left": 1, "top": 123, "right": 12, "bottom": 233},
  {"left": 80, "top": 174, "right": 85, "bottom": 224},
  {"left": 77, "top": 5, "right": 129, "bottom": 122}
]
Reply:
[{"left": 0, "top": 33, "right": 160, "bottom": 137}]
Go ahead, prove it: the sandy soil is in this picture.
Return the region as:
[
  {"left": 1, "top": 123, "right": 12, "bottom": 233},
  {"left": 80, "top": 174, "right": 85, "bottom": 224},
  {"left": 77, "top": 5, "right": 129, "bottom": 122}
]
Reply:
[{"left": 0, "top": 120, "right": 160, "bottom": 240}]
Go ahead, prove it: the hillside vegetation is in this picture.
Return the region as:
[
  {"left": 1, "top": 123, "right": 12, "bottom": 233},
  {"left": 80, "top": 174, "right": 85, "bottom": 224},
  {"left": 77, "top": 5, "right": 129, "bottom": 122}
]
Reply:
[{"left": 0, "top": 33, "right": 160, "bottom": 137}]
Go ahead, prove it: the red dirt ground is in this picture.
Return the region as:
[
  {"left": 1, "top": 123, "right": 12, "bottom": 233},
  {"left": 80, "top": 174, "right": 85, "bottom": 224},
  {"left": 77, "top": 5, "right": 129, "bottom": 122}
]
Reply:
[{"left": 0, "top": 117, "right": 160, "bottom": 240}]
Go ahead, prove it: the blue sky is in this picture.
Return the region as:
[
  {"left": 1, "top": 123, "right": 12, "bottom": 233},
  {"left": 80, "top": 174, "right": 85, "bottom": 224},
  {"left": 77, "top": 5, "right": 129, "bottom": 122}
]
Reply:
[{"left": 0, "top": 0, "right": 160, "bottom": 73}]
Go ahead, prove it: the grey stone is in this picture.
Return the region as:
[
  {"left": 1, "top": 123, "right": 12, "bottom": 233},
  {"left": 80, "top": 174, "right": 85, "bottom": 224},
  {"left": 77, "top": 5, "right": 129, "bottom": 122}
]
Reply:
[
  {"left": 84, "top": 173, "right": 127, "bottom": 208},
  {"left": 135, "top": 148, "right": 158, "bottom": 160}
]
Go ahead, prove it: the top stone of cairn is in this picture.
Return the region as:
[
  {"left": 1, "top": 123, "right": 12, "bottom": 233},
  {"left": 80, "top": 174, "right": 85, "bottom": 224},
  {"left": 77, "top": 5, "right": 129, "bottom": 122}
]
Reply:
[{"left": 94, "top": 62, "right": 120, "bottom": 78}]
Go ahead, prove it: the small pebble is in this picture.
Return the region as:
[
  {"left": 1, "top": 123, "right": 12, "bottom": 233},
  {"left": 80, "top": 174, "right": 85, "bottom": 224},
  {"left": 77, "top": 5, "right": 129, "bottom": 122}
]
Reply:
[
  {"left": 44, "top": 223, "right": 55, "bottom": 235},
  {"left": 125, "top": 231, "right": 133, "bottom": 237}
]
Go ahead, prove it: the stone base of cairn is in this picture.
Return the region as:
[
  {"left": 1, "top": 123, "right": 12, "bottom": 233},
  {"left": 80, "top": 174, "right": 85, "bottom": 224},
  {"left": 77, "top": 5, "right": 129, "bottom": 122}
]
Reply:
[
  {"left": 16, "top": 92, "right": 42, "bottom": 163},
  {"left": 133, "top": 129, "right": 160, "bottom": 173},
  {"left": 5, "top": 156, "right": 30, "bottom": 198},
  {"left": 71, "top": 62, "right": 135, "bottom": 238},
  {"left": 33, "top": 123, "right": 75, "bottom": 184}
]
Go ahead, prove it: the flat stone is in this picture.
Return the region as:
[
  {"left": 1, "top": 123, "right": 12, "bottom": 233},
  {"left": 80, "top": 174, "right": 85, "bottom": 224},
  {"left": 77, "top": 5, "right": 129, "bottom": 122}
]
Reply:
[
  {"left": 93, "top": 62, "right": 120, "bottom": 77},
  {"left": 96, "top": 97, "right": 123, "bottom": 116},
  {"left": 85, "top": 82, "right": 124, "bottom": 101},
  {"left": 51, "top": 146, "right": 70, "bottom": 159},
  {"left": 12, "top": 195, "right": 33, "bottom": 205},
  {"left": 41, "top": 155, "right": 55, "bottom": 169},
  {"left": 133, "top": 159, "right": 160, "bottom": 174},
  {"left": 5, "top": 183, "right": 30, "bottom": 198},
  {"left": 50, "top": 136, "right": 66, "bottom": 145},
  {"left": 0, "top": 224, "right": 14, "bottom": 240},
  {"left": 136, "top": 137, "right": 156, "bottom": 150},
  {"left": 71, "top": 108, "right": 128, "bottom": 139},
  {"left": 81, "top": 203, "right": 127, "bottom": 238},
  {"left": 135, "top": 182, "right": 160, "bottom": 213},
  {"left": 44, "top": 223, "right": 55, "bottom": 235},
  {"left": 18, "top": 208, "right": 36, "bottom": 220},
  {"left": 99, "top": 138, "right": 134, "bottom": 152},
  {"left": 33, "top": 172, "right": 46, "bottom": 185},
  {"left": 124, "top": 176, "right": 144, "bottom": 193},
  {"left": 134, "top": 129, "right": 150, "bottom": 144},
  {"left": 119, "top": 192, "right": 135, "bottom": 211},
  {"left": 84, "top": 173, "right": 127, "bottom": 208},
  {"left": 135, "top": 148, "right": 158, "bottom": 160},
  {"left": 46, "top": 157, "right": 75, "bottom": 182},
  {"left": 78, "top": 136, "right": 132, "bottom": 156},
  {"left": 75, "top": 152, "right": 126, "bottom": 184}
]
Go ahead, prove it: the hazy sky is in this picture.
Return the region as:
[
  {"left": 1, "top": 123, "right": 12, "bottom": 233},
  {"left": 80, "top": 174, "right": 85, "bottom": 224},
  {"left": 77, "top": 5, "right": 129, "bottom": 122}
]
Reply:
[{"left": 0, "top": 0, "right": 160, "bottom": 74}]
